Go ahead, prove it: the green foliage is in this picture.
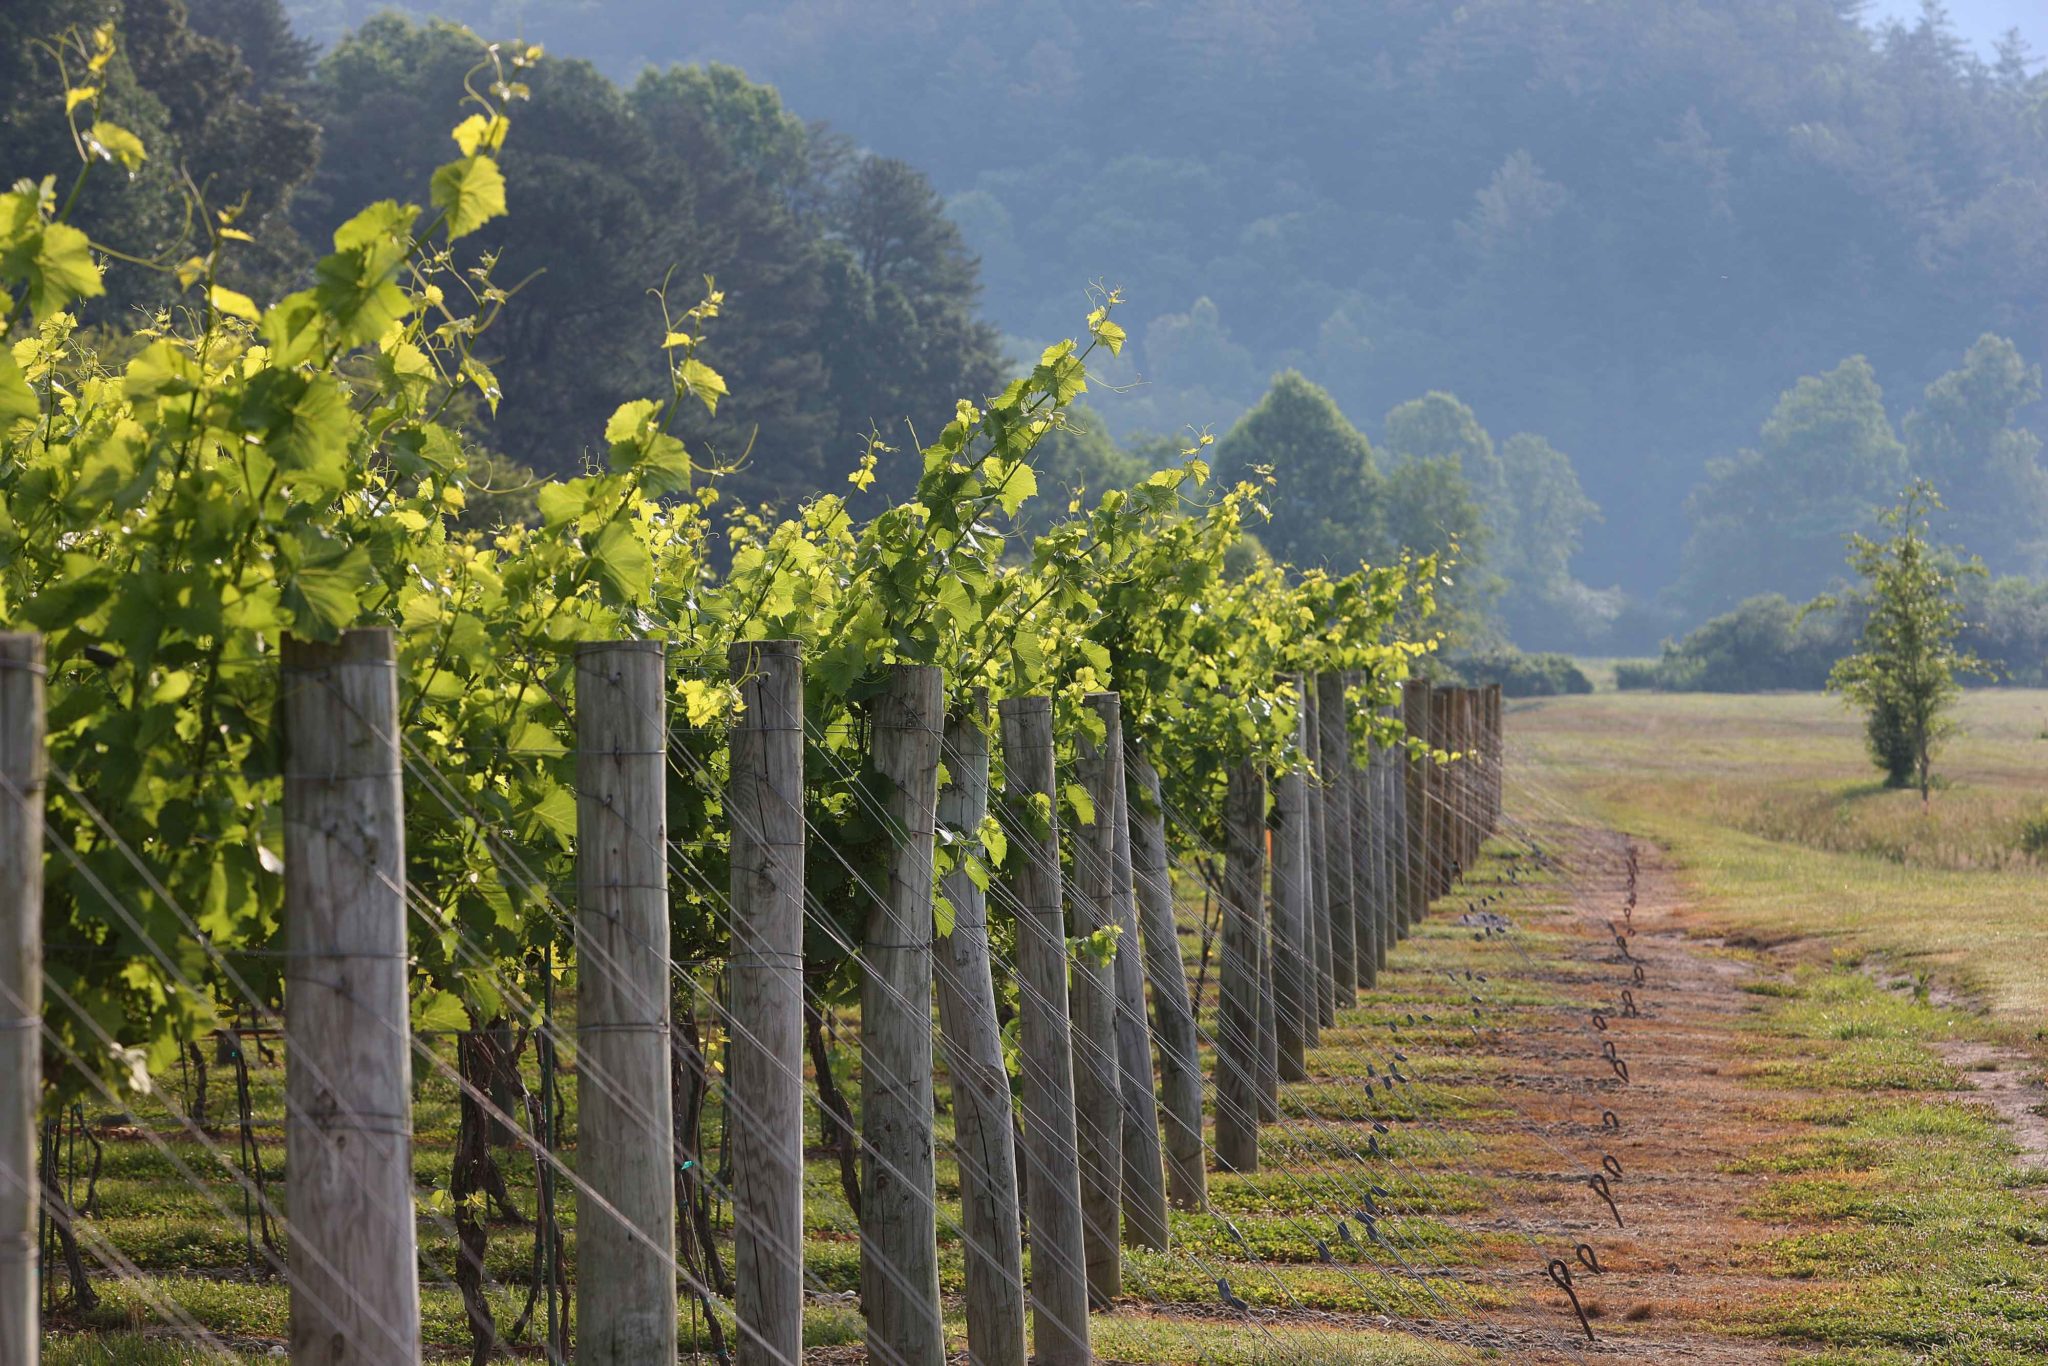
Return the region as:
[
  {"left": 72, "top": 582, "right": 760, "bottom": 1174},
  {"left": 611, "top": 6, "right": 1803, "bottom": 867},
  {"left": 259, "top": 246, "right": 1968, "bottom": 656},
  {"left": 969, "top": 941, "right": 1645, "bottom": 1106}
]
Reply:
[
  {"left": 2015, "top": 807, "right": 2048, "bottom": 859},
  {"left": 3, "top": 34, "right": 1437, "bottom": 1099},
  {"left": 296, "top": 14, "right": 1003, "bottom": 505},
  {"left": 1212, "top": 371, "right": 1379, "bottom": 570},
  {"left": 1679, "top": 356, "right": 1910, "bottom": 614},
  {"left": 0, "top": 0, "right": 320, "bottom": 312},
  {"left": 277, "top": 0, "right": 2048, "bottom": 616},
  {"left": 1823, "top": 481, "right": 1987, "bottom": 798},
  {"left": 1449, "top": 648, "right": 1592, "bottom": 698},
  {"left": 1904, "top": 333, "right": 2047, "bottom": 578},
  {"left": 1628, "top": 594, "right": 1858, "bottom": 693}
]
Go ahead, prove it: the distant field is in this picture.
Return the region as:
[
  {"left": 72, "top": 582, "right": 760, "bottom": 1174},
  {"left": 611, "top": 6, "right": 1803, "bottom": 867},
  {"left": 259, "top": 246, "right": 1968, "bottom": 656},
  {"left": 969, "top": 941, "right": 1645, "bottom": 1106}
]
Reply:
[{"left": 1510, "top": 688, "right": 2048, "bottom": 1021}]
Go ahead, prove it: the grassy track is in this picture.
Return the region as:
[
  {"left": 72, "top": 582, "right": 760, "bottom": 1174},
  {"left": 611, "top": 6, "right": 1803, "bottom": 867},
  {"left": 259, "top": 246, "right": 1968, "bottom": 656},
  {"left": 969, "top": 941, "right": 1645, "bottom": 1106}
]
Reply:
[
  {"left": 1512, "top": 687, "right": 2048, "bottom": 1018},
  {"left": 1514, "top": 686, "right": 2048, "bottom": 1362}
]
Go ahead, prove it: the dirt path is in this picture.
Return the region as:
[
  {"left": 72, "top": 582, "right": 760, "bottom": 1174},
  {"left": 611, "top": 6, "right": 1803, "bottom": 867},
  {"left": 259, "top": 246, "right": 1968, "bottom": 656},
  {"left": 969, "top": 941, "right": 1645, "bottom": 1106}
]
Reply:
[{"left": 1423, "top": 826, "right": 1799, "bottom": 1363}]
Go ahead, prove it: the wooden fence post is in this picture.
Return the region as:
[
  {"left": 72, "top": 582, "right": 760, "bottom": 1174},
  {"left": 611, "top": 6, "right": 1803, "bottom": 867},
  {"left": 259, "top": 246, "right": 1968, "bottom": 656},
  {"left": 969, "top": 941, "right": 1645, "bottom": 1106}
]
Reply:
[
  {"left": 1253, "top": 835, "right": 1269, "bottom": 1130},
  {"left": 1380, "top": 703, "right": 1401, "bottom": 961},
  {"left": 863, "top": 664, "right": 947, "bottom": 1366},
  {"left": 1303, "top": 683, "right": 1336, "bottom": 1029},
  {"left": 1465, "top": 688, "right": 1483, "bottom": 864},
  {"left": 1344, "top": 673, "right": 1378, "bottom": 992},
  {"left": 1485, "top": 683, "right": 1503, "bottom": 834},
  {"left": 1317, "top": 673, "right": 1356, "bottom": 1011},
  {"left": 281, "top": 628, "right": 422, "bottom": 1365},
  {"left": 934, "top": 694, "right": 1028, "bottom": 1366},
  {"left": 727, "top": 640, "right": 805, "bottom": 1366},
  {"left": 1429, "top": 686, "right": 1454, "bottom": 898},
  {"left": 1360, "top": 690, "right": 1392, "bottom": 980},
  {"left": 1401, "top": 679, "right": 1430, "bottom": 932},
  {"left": 996, "top": 698, "right": 1091, "bottom": 1366},
  {"left": 1213, "top": 762, "right": 1267, "bottom": 1173},
  {"left": 1450, "top": 690, "right": 1466, "bottom": 882},
  {"left": 1127, "top": 753, "right": 1206, "bottom": 1211},
  {"left": 1, "top": 634, "right": 43, "bottom": 1366},
  {"left": 1269, "top": 682, "right": 1312, "bottom": 1084},
  {"left": 1461, "top": 688, "right": 1479, "bottom": 869},
  {"left": 573, "top": 640, "right": 676, "bottom": 1364},
  {"left": 1070, "top": 694, "right": 1125, "bottom": 1304},
  {"left": 1091, "top": 698, "right": 1170, "bottom": 1255}
]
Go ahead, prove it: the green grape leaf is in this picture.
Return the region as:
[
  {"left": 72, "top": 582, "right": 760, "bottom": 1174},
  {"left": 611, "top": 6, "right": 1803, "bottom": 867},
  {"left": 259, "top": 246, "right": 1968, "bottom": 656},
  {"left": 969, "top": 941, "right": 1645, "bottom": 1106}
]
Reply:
[
  {"left": 537, "top": 480, "right": 593, "bottom": 527},
  {"left": 590, "top": 519, "right": 654, "bottom": 602},
  {"left": 237, "top": 371, "right": 353, "bottom": 496},
  {"left": 84, "top": 121, "right": 146, "bottom": 170},
  {"left": 1, "top": 218, "right": 104, "bottom": 319},
  {"left": 430, "top": 155, "right": 507, "bottom": 241},
  {"left": 0, "top": 350, "right": 36, "bottom": 423},
  {"left": 279, "top": 537, "right": 371, "bottom": 637}
]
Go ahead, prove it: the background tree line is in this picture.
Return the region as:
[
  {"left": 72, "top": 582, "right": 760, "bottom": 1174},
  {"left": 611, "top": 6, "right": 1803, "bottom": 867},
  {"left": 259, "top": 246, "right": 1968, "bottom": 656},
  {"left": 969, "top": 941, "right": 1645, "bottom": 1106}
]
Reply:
[
  {"left": 8, "top": 0, "right": 2047, "bottom": 669},
  {"left": 2, "top": 0, "right": 1006, "bottom": 511},
  {"left": 265, "top": 0, "right": 2048, "bottom": 626}
]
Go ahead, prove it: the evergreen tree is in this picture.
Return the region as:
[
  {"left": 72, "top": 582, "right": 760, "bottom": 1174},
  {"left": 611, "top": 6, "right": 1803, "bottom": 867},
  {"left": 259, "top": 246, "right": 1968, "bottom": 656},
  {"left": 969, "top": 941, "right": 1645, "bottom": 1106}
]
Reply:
[{"left": 1213, "top": 372, "right": 1381, "bottom": 568}]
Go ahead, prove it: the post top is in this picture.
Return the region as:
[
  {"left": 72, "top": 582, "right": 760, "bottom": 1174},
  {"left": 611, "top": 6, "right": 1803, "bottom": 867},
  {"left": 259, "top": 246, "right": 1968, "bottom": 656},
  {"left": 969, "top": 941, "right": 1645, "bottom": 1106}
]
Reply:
[
  {"left": 282, "top": 628, "right": 395, "bottom": 670},
  {"left": 0, "top": 633, "right": 44, "bottom": 664},
  {"left": 727, "top": 638, "right": 802, "bottom": 660},
  {"left": 574, "top": 638, "right": 666, "bottom": 658}
]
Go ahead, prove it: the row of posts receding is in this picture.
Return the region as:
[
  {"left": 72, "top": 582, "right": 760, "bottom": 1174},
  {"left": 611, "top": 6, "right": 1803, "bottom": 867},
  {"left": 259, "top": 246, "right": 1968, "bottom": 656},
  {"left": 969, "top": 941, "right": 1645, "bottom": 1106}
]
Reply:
[{"left": 0, "top": 629, "right": 1504, "bottom": 1365}]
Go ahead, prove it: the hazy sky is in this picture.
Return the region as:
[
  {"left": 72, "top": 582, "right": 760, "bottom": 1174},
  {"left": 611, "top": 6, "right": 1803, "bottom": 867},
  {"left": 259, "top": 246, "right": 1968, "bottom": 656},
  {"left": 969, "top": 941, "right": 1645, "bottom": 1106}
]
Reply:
[{"left": 1867, "top": 0, "right": 2042, "bottom": 55}]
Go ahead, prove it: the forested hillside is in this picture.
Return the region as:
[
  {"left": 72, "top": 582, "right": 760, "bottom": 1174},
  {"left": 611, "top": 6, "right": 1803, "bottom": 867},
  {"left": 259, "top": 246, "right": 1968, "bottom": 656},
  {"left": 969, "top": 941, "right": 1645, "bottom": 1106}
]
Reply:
[
  {"left": 272, "top": 0, "right": 2048, "bottom": 610},
  {"left": 9, "top": 0, "right": 2047, "bottom": 652}
]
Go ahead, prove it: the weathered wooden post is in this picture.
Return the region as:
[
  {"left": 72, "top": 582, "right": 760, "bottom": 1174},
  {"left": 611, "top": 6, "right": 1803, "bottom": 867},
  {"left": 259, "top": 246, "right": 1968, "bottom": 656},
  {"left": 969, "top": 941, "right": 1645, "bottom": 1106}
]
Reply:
[
  {"left": 1255, "top": 888, "right": 1279, "bottom": 1123},
  {"left": 1401, "top": 679, "right": 1431, "bottom": 931},
  {"left": 1, "top": 635, "right": 42, "bottom": 1366},
  {"left": 1433, "top": 684, "right": 1449, "bottom": 897},
  {"left": 1070, "top": 695, "right": 1125, "bottom": 1304},
  {"left": 573, "top": 640, "right": 677, "bottom": 1363},
  {"left": 1090, "top": 698, "right": 1170, "bottom": 1255},
  {"left": 1269, "top": 683, "right": 1312, "bottom": 1083},
  {"left": 1378, "top": 706, "right": 1401, "bottom": 959},
  {"left": 727, "top": 640, "right": 806, "bottom": 1366},
  {"left": 1485, "top": 683, "right": 1504, "bottom": 834},
  {"left": 864, "top": 664, "right": 947, "bottom": 1366},
  {"left": 1453, "top": 688, "right": 1473, "bottom": 872},
  {"left": 1213, "top": 762, "right": 1267, "bottom": 1173},
  {"left": 1303, "top": 683, "right": 1336, "bottom": 1029},
  {"left": 996, "top": 698, "right": 1091, "bottom": 1366},
  {"left": 1466, "top": 688, "right": 1484, "bottom": 863},
  {"left": 1458, "top": 688, "right": 1474, "bottom": 872},
  {"left": 281, "top": 628, "right": 423, "bottom": 1365},
  {"left": 934, "top": 694, "right": 1028, "bottom": 1366},
  {"left": 1127, "top": 753, "right": 1205, "bottom": 1211},
  {"left": 1345, "top": 673, "right": 1379, "bottom": 991},
  {"left": 1317, "top": 673, "right": 1356, "bottom": 1010}
]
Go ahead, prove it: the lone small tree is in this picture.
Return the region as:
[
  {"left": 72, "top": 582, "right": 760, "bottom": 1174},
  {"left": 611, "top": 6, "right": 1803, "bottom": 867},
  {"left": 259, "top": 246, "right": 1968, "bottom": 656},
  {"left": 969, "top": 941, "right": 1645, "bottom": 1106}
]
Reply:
[{"left": 1822, "top": 481, "right": 1985, "bottom": 802}]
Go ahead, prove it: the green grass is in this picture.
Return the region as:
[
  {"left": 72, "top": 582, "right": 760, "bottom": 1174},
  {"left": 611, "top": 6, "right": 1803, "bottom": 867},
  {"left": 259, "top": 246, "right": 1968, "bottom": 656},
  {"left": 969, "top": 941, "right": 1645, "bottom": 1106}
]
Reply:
[
  {"left": 1516, "top": 689, "right": 2048, "bottom": 1360},
  {"left": 1703, "top": 966, "right": 2048, "bottom": 1356},
  {"left": 37, "top": 855, "right": 1567, "bottom": 1364},
  {"left": 1512, "top": 687, "right": 2048, "bottom": 1021}
]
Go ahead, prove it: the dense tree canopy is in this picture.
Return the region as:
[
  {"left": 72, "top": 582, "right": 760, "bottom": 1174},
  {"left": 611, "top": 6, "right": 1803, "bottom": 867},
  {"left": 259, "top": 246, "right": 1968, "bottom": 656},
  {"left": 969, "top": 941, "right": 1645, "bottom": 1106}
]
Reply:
[
  {"left": 1679, "top": 357, "right": 1910, "bottom": 613},
  {"left": 2, "top": 0, "right": 319, "bottom": 309},
  {"left": 274, "top": 0, "right": 2048, "bottom": 604},
  {"left": 33, "top": 0, "right": 2047, "bottom": 650},
  {"left": 289, "top": 16, "right": 1002, "bottom": 503}
]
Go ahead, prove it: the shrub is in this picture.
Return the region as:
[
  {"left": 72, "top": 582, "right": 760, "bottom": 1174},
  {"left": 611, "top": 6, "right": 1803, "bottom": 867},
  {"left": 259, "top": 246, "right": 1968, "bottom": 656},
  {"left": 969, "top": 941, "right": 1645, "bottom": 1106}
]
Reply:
[
  {"left": 1612, "top": 660, "right": 1660, "bottom": 690},
  {"left": 1627, "top": 593, "right": 1859, "bottom": 692},
  {"left": 1451, "top": 648, "right": 1594, "bottom": 697},
  {"left": 2016, "top": 807, "right": 2048, "bottom": 859}
]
